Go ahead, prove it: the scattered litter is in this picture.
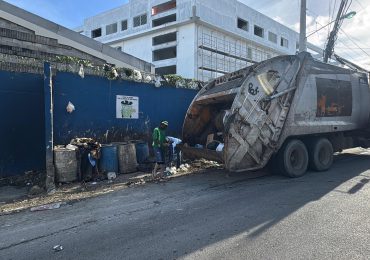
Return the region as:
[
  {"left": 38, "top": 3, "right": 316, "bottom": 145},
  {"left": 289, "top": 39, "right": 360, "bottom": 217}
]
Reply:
[
  {"left": 88, "top": 153, "right": 97, "bottom": 167},
  {"left": 66, "top": 102, "right": 75, "bottom": 113},
  {"left": 216, "top": 143, "right": 224, "bottom": 152},
  {"left": 53, "top": 245, "right": 64, "bottom": 252},
  {"left": 91, "top": 182, "right": 97, "bottom": 185},
  {"left": 153, "top": 200, "right": 161, "bottom": 205},
  {"left": 154, "top": 76, "right": 162, "bottom": 88},
  {"left": 133, "top": 70, "right": 142, "bottom": 81},
  {"left": 112, "top": 68, "right": 119, "bottom": 78},
  {"left": 30, "top": 202, "right": 66, "bottom": 212},
  {"left": 66, "top": 144, "right": 78, "bottom": 151},
  {"left": 165, "top": 167, "right": 177, "bottom": 176},
  {"left": 47, "top": 188, "right": 56, "bottom": 195},
  {"left": 29, "top": 185, "right": 44, "bottom": 196},
  {"left": 78, "top": 64, "right": 85, "bottom": 78},
  {"left": 194, "top": 144, "right": 204, "bottom": 149},
  {"left": 107, "top": 172, "right": 117, "bottom": 181},
  {"left": 145, "top": 75, "right": 152, "bottom": 83}
]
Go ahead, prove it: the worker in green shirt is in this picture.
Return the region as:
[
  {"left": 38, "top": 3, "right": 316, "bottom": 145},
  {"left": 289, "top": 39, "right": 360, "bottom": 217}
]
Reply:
[{"left": 152, "top": 121, "right": 169, "bottom": 179}]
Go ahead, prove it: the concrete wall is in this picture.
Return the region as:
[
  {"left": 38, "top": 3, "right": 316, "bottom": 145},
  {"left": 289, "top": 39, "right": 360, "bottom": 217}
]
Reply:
[
  {"left": 177, "top": 23, "right": 196, "bottom": 79},
  {"left": 196, "top": 0, "right": 298, "bottom": 54}
]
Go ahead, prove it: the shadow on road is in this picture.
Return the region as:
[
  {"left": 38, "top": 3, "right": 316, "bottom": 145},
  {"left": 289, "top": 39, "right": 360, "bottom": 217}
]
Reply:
[{"left": 160, "top": 152, "right": 370, "bottom": 258}]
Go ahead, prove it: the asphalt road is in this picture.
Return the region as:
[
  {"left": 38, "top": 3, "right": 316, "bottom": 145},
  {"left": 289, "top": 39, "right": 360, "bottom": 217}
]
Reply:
[{"left": 1, "top": 150, "right": 370, "bottom": 260}]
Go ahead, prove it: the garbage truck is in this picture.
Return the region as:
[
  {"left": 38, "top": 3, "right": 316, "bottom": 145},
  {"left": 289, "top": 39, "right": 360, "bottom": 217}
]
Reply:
[{"left": 182, "top": 52, "right": 370, "bottom": 177}]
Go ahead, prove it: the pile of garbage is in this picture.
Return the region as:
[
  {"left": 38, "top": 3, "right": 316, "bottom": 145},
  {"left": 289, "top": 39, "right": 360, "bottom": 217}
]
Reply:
[{"left": 163, "top": 163, "right": 191, "bottom": 177}]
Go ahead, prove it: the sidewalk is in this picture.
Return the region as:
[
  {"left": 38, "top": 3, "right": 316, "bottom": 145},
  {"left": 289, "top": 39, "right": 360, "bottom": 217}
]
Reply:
[{"left": 0, "top": 160, "right": 224, "bottom": 215}]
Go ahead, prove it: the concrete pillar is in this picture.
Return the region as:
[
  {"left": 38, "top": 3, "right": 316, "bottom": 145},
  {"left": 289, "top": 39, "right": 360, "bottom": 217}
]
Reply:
[{"left": 299, "top": 0, "right": 307, "bottom": 52}]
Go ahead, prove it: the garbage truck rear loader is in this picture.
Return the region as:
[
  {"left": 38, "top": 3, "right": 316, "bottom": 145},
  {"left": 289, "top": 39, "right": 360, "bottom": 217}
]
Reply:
[{"left": 182, "top": 52, "right": 370, "bottom": 177}]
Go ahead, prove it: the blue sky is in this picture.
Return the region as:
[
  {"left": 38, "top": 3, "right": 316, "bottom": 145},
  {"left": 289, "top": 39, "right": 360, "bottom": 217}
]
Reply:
[{"left": 4, "top": 0, "right": 129, "bottom": 28}]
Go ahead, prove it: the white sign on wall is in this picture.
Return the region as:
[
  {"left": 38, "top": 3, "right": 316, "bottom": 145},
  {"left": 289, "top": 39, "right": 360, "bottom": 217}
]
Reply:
[{"left": 116, "top": 95, "right": 139, "bottom": 119}]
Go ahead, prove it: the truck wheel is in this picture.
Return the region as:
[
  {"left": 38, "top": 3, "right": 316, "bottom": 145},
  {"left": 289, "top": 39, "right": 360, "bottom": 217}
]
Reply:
[
  {"left": 308, "top": 138, "right": 333, "bottom": 172},
  {"left": 278, "top": 139, "right": 308, "bottom": 178}
]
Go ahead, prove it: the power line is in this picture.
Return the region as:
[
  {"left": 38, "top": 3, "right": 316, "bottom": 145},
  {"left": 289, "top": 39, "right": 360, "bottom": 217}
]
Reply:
[
  {"left": 336, "top": 47, "right": 370, "bottom": 50},
  {"left": 306, "top": 6, "right": 370, "bottom": 60},
  {"left": 354, "top": 0, "right": 366, "bottom": 10},
  {"left": 338, "top": 28, "right": 370, "bottom": 57}
]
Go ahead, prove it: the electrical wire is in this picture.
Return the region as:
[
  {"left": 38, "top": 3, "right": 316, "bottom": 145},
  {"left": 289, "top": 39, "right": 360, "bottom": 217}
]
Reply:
[
  {"left": 306, "top": 3, "right": 369, "bottom": 67},
  {"left": 338, "top": 28, "right": 370, "bottom": 57},
  {"left": 354, "top": 0, "right": 366, "bottom": 10}
]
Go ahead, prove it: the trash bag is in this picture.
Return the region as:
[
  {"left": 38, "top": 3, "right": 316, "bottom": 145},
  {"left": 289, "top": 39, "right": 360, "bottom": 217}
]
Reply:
[
  {"left": 78, "top": 64, "right": 85, "bottom": 78},
  {"left": 66, "top": 102, "right": 75, "bottom": 113}
]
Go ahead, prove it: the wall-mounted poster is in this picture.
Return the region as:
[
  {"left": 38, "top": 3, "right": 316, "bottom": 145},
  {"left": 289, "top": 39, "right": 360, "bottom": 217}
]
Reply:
[{"left": 116, "top": 95, "right": 139, "bottom": 119}]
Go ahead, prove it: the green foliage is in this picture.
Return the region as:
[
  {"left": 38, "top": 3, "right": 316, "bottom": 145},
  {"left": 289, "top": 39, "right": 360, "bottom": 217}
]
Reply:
[{"left": 164, "top": 74, "right": 184, "bottom": 86}]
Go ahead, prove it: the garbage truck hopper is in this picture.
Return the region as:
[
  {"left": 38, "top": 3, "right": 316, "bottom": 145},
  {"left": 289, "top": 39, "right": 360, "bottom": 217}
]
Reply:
[{"left": 182, "top": 52, "right": 370, "bottom": 176}]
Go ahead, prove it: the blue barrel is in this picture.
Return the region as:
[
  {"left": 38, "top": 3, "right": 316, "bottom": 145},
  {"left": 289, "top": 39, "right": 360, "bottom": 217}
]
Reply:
[
  {"left": 135, "top": 142, "right": 149, "bottom": 163},
  {"left": 99, "top": 145, "right": 119, "bottom": 173}
]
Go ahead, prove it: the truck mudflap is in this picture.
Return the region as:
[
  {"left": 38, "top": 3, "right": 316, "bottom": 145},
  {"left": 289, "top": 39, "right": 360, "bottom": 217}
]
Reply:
[{"left": 183, "top": 53, "right": 309, "bottom": 172}]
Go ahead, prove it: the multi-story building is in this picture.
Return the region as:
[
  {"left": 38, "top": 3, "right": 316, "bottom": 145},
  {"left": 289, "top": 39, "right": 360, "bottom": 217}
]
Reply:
[{"left": 78, "top": 0, "right": 310, "bottom": 81}]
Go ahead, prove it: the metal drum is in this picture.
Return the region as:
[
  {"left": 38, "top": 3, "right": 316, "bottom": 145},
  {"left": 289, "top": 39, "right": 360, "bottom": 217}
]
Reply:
[
  {"left": 117, "top": 143, "right": 138, "bottom": 174},
  {"left": 54, "top": 147, "right": 78, "bottom": 183},
  {"left": 99, "top": 144, "right": 119, "bottom": 173},
  {"left": 135, "top": 142, "right": 149, "bottom": 164}
]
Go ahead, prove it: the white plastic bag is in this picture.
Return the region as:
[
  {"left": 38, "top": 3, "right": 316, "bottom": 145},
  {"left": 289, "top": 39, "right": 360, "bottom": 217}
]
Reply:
[
  {"left": 78, "top": 64, "right": 85, "bottom": 78},
  {"left": 154, "top": 76, "right": 162, "bottom": 88},
  {"left": 66, "top": 101, "right": 75, "bottom": 113}
]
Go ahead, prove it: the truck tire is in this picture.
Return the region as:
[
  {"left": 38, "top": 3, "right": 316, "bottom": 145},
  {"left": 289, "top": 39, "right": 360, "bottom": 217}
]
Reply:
[
  {"left": 308, "top": 138, "right": 333, "bottom": 172},
  {"left": 278, "top": 139, "right": 308, "bottom": 178}
]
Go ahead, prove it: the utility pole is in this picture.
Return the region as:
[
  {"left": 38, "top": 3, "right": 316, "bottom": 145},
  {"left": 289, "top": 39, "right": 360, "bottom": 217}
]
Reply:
[
  {"left": 324, "top": 0, "right": 348, "bottom": 63},
  {"left": 299, "top": 0, "right": 307, "bottom": 52}
]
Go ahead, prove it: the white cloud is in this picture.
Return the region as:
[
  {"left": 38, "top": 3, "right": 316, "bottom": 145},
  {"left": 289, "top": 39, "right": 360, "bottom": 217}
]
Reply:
[{"left": 240, "top": 0, "right": 370, "bottom": 70}]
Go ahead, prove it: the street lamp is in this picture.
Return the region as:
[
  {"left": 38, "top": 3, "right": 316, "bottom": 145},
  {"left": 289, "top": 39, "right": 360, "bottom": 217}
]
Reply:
[{"left": 306, "top": 11, "right": 356, "bottom": 38}]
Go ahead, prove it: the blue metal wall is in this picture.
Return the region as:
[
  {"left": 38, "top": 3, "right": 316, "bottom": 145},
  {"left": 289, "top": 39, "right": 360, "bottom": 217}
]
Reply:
[
  {"left": 53, "top": 72, "right": 197, "bottom": 145},
  {"left": 0, "top": 71, "right": 45, "bottom": 177},
  {"left": 0, "top": 69, "right": 197, "bottom": 177}
]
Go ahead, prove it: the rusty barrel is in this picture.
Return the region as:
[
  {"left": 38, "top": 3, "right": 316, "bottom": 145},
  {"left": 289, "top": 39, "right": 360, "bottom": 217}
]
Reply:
[
  {"left": 54, "top": 147, "right": 78, "bottom": 183},
  {"left": 117, "top": 143, "right": 138, "bottom": 174}
]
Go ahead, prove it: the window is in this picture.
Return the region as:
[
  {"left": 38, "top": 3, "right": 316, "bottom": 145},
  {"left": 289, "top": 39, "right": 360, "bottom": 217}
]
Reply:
[
  {"left": 152, "top": 14, "right": 176, "bottom": 27},
  {"left": 106, "top": 23, "right": 118, "bottom": 35},
  {"left": 360, "top": 77, "right": 368, "bottom": 85},
  {"left": 237, "top": 18, "right": 248, "bottom": 32},
  {"left": 116, "top": 47, "right": 122, "bottom": 51},
  {"left": 91, "top": 28, "right": 102, "bottom": 38},
  {"left": 153, "top": 46, "right": 177, "bottom": 61},
  {"left": 155, "top": 65, "right": 177, "bottom": 75},
  {"left": 152, "top": 0, "right": 176, "bottom": 16},
  {"left": 268, "top": 32, "right": 277, "bottom": 43},
  {"left": 121, "top": 20, "right": 128, "bottom": 31},
  {"left": 254, "top": 25, "right": 264, "bottom": 38},
  {"left": 133, "top": 14, "right": 147, "bottom": 27},
  {"left": 281, "top": 37, "right": 289, "bottom": 48},
  {"left": 153, "top": 32, "right": 177, "bottom": 46},
  {"left": 316, "top": 78, "right": 352, "bottom": 117}
]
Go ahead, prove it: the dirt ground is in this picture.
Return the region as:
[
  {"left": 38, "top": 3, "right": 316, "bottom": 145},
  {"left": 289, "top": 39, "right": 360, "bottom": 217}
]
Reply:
[{"left": 0, "top": 159, "right": 223, "bottom": 215}]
